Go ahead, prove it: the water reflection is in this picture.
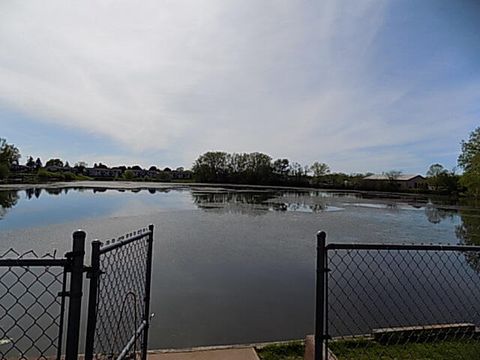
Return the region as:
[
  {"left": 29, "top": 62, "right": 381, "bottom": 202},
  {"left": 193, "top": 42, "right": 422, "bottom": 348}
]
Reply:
[
  {"left": 0, "top": 190, "right": 19, "bottom": 220},
  {"left": 45, "top": 188, "right": 63, "bottom": 195},
  {"left": 192, "top": 191, "right": 276, "bottom": 216},
  {"left": 191, "top": 190, "right": 339, "bottom": 215},
  {"left": 424, "top": 202, "right": 454, "bottom": 224},
  {"left": 0, "top": 186, "right": 479, "bottom": 239}
]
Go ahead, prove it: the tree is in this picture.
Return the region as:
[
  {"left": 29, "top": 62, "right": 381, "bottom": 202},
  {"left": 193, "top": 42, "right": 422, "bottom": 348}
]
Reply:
[
  {"left": 74, "top": 161, "right": 87, "bottom": 173},
  {"left": 45, "top": 158, "right": 64, "bottom": 167},
  {"left": 0, "top": 138, "right": 20, "bottom": 179},
  {"left": 310, "top": 162, "right": 330, "bottom": 177},
  {"left": 426, "top": 164, "right": 448, "bottom": 191},
  {"left": 26, "top": 156, "right": 36, "bottom": 169},
  {"left": 458, "top": 127, "right": 480, "bottom": 171},
  {"left": 273, "top": 159, "right": 290, "bottom": 176},
  {"left": 384, "top": 170, "right": 402, "bottom": 181},
  {"left": 0, "top": 138, "right": 20, "bottom": 166},
  {"left": 290, "top": 162, "right": 304, "bottom": 177},
  {"left": 427, "top": 163, "right": 447, "bottom": 177},
  {"left": 192, "top": 152, "right": 228, "bottom": 182},
  {"left": 35, "top": 158, "right": 42, "bottom": 169},
  {"left": 460, "top": 153, "right": 480, "bottom": 198},
  {"left": 123, "top": 170, "right": 135, "bottom": 180}
]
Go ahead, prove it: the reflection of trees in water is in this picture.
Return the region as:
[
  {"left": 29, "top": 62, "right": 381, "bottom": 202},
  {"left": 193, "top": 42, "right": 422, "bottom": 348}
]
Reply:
[
  {"left": 455, "top": 208, "right": 480, "bottom": 272},
  {"left": 270, "top": 201, "right": 326, "bottom": 212},
  {"left": 25, "top": 188, "right": 43, "bottom": 199},
  {"left": 193, "top": 191, "right": 277, "bottom": 205},
  {"left": 192, "top": 191, "right": 277, "bottom": 216},
  {"left": 424, "top": 203, "right": 453, "bottom": 224},
  {"left": 0, "top": 191, "right": 19, "bottom": 219},
  {"left": 45, "top": 188, "right": 63, "bottom": 195},
  {"left": 192, "top": 191, "right": 329, "bottom": 214}
]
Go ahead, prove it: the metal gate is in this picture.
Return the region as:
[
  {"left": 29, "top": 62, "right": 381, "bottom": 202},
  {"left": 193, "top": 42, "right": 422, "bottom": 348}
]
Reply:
[
  {"left": 85, "top": 225, "right": 154, "bottom": 360},
  {"left": 0, "top": 225, "right": 154, "bottom": 360}
]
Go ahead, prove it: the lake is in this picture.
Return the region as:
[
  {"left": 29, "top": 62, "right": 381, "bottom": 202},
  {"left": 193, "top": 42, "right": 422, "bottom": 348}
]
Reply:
[{"left": 0, "top": 183, "right": 479, "bottom": 349}]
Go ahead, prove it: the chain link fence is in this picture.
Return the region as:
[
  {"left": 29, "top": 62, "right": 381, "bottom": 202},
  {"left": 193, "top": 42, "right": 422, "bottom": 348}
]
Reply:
[
  {"left": 85, "top": 226, "right": 154, "bottom": 360},
  {"left": 0, "top": 249, "right": 68, "bottom": 360},
  {"left": 0, "top": 225, "right": 154, "bottom": 360},
  {"left": 315, "top": 233, "right": 480, "bottom": 360}
]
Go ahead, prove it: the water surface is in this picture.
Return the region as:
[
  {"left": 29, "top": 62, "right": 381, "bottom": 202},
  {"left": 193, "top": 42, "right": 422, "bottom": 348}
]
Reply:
[{"left": 0, "top": 185, "right": 479, "bottom": 349}]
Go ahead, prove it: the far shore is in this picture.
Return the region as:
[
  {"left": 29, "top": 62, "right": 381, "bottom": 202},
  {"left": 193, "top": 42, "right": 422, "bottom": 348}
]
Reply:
[{"left": 0, "top": 180, "right": 453, "bottom": 200}]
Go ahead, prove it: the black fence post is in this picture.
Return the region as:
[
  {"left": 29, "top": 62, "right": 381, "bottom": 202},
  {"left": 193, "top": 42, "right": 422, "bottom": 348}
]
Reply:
[
  {"left": 142, "top": 224, "right": 154, "bottom": 360},
  {"left": 65, "top": 230, "right": 86, "bottom": 360},
  {"left": 85, "top": 240, "right": 102, "bottom": 360},
  {"left": 315, "top": 231, "right": 327, "bottom": 360}
]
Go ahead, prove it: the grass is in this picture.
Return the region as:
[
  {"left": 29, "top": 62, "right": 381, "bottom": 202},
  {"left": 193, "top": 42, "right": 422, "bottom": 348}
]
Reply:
[
  {"left": 330, "top": 338, "right": 480, "bottom": 360},
  {"left": 256, "top": 342, "right": 304, "bottom": 360},
  {"left": 256, "top": 339, "right": 480, "bottom": 360}
]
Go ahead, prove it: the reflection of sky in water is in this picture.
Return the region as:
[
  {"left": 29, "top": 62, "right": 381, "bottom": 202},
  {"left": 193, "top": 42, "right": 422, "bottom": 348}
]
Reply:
[
  {"left": 0, "top": 187, "right": 475, "bottom": 241},
  {"left": 0, "top": 189, "right": 197, "bottom": 230}
]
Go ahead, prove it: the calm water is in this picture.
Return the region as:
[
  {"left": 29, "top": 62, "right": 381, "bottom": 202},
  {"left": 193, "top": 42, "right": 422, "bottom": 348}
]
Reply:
[{"left": 0, "top": 185, "right": 479, "bottom": 349}]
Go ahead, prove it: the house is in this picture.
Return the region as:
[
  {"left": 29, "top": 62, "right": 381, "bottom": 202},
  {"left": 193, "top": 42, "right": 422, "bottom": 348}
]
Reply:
[
  {"left": 85, "top": 167, "right": 123, "bottom": 178},
  {"left": 363, "top": 174, "right": 427, "bottom": 190},
  {"left": 171, "top": 169, "right": 192, "bottom": 180}
]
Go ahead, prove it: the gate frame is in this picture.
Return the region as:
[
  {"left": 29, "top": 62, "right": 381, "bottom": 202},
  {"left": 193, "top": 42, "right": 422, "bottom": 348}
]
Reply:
[{"left": 84, "top": 224, "right": 154, "bottom": 360}]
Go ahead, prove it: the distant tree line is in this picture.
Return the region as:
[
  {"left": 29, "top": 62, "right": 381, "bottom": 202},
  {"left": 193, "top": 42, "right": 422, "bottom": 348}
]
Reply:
[
  {"left": 191, "top": 151, "right": 331, "bottom": 186},
  {"left": 1, "top": 125, "right": 479, "bottom": 197}
]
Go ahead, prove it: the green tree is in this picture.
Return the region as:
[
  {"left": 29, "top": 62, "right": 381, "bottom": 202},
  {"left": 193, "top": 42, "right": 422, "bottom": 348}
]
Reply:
[
  {"left": 45, "top": 158, "right": 64, "bottom": 167},
  {"left": 123, "top": 170, "right": 135, "bottom": 180},
  {"left": 0, "top": 138, "right": 20, "bottom": 166},
  {"left": 426, "top": 163, "right": 447, "bottom": 191},
  {"left": 192, "top": 151, "right": 228, "bottom": 182},
  {"left": 0, "top": 190, "right": 19, "bottom": 219},
  {"left": 458, "top": 127, "right": 480, "bottom": 171},
  {"left": 273, "top": 159, "right": 290, "bottom": 176},
  {"left": 0, "top": 138, "right": 21, "bottom": 179},
  {"left": 26, "top": 156, "right": 36, "bottom": 169},
  {"left": 460, "top": 154, "right": 480, "bottom": 198},
  {"left": 310, "top": 162, "right": 330, "bottom": 177}
]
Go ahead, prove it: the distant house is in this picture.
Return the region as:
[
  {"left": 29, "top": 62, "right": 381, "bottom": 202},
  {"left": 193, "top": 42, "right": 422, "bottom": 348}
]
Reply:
[
  {"left": 10, "top": 164, "right": 29, "bottom": 173},
  {"left": 171, "top": 170, "right": 192, "bottom": 180},
  {"left": 363, "top": 174, "right": 427, "bottom": 190},
  {"left": 85, "top": 167, "right": 123, "bottom": 178}
]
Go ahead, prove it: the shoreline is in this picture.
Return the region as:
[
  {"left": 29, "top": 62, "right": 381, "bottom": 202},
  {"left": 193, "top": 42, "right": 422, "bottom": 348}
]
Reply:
[{"left": 0, "top": 180, "right": 438, "bottom": 198}]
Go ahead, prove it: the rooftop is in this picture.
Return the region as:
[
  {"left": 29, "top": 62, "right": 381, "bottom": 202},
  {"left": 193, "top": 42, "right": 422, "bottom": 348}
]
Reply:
[{"left": 364, "top": 174, "right": 425, "bottom": 181}]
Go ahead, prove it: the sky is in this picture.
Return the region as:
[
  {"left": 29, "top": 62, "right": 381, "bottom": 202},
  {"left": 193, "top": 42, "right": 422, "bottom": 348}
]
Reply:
[{"left": 1, "top": 0, "right": 479, "bottom": 174}]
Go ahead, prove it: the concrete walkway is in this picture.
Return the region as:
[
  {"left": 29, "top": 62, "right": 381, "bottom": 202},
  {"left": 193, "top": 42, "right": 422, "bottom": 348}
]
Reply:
[{"left": 149, "top": 347, "right": 260, "bottom": 360}]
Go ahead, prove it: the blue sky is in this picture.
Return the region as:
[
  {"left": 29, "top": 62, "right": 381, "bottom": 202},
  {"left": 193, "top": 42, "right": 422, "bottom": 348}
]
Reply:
[{"left": 0, "top": 0, "right": 479, "bottom": 174}]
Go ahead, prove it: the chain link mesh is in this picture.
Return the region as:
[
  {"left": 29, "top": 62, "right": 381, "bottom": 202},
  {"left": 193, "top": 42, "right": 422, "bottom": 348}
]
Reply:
[
  {"left": 0, "top": 249, "right": 67, "bottom": 360},
  {"left": 93, "top": 228, "right": 151, "bottom": 360},
  {"left": 326, "top": 246, "right": 480, "bottom": 359}
]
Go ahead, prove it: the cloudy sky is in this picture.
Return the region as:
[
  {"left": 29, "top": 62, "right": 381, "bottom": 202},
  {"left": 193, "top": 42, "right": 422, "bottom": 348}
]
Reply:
[{"left": 1, "top": 0, "right": 479, "bottom": 173}]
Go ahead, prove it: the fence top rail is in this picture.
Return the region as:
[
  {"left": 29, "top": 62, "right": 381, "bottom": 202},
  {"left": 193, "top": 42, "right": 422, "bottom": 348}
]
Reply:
[
  {"left": 99, "top": 228, "right": 152, "bottom": 254},
  {"left": 0, "top": 258, "right": 69, "bottom": 267},
  {"left": 325, "top": 242, "right": 480, "bottom": 252}
]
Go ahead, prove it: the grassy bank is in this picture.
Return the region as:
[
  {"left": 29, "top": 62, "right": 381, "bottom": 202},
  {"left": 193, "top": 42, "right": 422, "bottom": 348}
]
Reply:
[
  {"left": 256, "top": 339, "right": 480, "bottom": 360},
  {"left": 330, "top": 339, "right": 480, "bottom": 359},
  {"left": 256, "top": 342, "right": 304, "bottom": 360}
]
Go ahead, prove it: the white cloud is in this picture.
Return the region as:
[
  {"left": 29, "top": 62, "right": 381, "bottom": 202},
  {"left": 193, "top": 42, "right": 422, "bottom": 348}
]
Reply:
[{"left": 0, "top": 0, "right": 478, "bottom": 172}]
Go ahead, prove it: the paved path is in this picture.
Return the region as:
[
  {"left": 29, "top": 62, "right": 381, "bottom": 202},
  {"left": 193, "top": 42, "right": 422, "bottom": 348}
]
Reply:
[{"left": 149, "top": 347, "right": 260, "bottom": 360}]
